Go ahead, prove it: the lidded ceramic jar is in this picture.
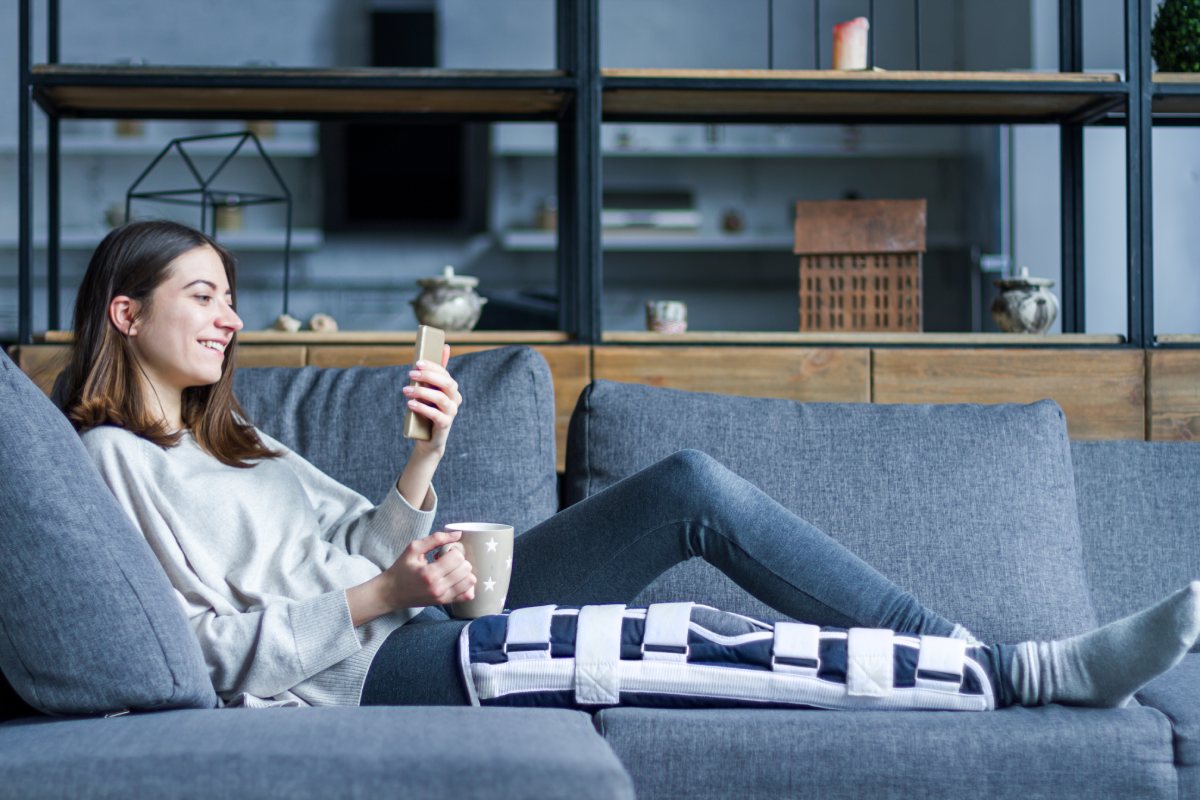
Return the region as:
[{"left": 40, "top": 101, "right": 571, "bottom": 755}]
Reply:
[
  {"left": 411, "top": 265, "right": 488, "bottom": 332},
  {"left": 991, "top": 266, "right": 1059, "bottom": 334}
]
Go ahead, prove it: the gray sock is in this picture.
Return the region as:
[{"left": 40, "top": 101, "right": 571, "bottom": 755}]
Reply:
[{"left": 1010, "top": 581, "right": 1200, "bottom": 708}]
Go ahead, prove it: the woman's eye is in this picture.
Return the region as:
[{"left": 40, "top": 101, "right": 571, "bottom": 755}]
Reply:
[{"left": 196, "top": 295, "right": 212, "bottom": 303}]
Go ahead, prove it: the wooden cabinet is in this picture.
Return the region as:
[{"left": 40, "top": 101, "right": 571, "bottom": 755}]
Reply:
[
  {"left": 17, "top": 339, "right": 1188, "bottom": 451},
  {"left": 1147, "top": 350, "right": 1200, "bottom": 441},
  {"left": 873, "top": 349, "right": 1146, "bottom": 440}
]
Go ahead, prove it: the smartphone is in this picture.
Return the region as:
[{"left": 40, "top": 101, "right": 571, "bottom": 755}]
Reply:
[{"left": 402, "top": 325, "right": 446, "bottom": 441}]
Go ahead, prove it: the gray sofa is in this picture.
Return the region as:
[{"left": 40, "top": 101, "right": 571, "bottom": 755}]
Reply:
[{"left": 1, "top": 344, "right": 1197, "bottom": 799}]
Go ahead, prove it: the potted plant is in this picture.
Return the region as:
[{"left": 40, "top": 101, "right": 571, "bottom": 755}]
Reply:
[{"left": 1152, "top": 0, "right": 1200, "bottom": 72}]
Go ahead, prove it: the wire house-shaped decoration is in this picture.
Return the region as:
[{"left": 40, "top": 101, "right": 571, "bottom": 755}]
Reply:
[{"left": 124, "top": 131, "right": 295, "bottom": 315}]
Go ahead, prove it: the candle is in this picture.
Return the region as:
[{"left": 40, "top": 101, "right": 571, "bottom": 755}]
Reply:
[{"left": 832, "top": 17, "right": 870, "bottom": 70}]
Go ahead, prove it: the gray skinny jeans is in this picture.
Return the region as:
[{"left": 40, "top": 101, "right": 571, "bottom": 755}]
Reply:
[{"left": 362, "top": 450, "right": 988, "bottom": 706}]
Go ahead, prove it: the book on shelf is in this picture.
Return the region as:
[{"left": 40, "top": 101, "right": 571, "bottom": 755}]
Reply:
[{"left": 602, "top": 189, "right": 699, "bottom": 231}]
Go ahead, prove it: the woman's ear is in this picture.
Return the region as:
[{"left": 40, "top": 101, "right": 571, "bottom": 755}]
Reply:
[{"left": 108, "top": 295, "right": 141, "bottom": 336}]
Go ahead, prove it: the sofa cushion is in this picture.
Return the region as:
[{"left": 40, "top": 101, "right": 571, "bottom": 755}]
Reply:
[
  {"left": 1136, "top": 652, "right": 1200, "bottom": 800},
  {"left": 565, "top": 381, "right": 1096, "bottom": 644},
  {"left": 596, "top": 705, "right": 1174, "bottom": 800},
  {"left": 1072, "top": 441, "right": 1200, "bottom": 625},
  {"left": 0, "top": 349, "right": 217, "bottom": 716},
  {"left": 0, "top": 706, "right": 634, "bottom": 799},
  {"left": 234, "top": 346, "right": 558, "bottom": 537}
]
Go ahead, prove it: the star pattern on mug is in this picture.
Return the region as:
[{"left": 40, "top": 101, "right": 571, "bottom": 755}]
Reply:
[
  {"left": 506, "top": 557, "right": 512, "bottom": 571},
  {"left": 483, "top": 577, "right": 496, "bottom": 592},
  {"left": 485, "top": 537, "right": 499, "bottom": 552}
]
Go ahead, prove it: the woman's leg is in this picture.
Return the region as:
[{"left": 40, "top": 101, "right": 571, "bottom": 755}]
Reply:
[
  {"left": 360, "top": 607, "right": 471, "bottom": 706},
  {"left": 510, "top": 449, "right": 958, "bottom": 637}
]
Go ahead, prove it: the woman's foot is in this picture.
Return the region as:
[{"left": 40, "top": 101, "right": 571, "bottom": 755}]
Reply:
[{"left": 1010, "top": 581, "right": 1200, "bottom": 708}]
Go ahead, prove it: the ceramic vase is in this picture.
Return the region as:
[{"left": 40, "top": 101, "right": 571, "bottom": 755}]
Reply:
[
  {"left": 411, "top": 266, "right": 488, "bottom": 332},
  {"left": 991, "top": 267, "right": 1059, "bottom": 334}
]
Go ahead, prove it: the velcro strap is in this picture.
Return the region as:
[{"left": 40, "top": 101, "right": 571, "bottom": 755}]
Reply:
[
  {"left": 771, "top": 622, "right": 821, "bottom": 676},
  {"left": 642, "top": 602, "right": 693, "bottom": 662},
  {"left": 574, "top": 605, "right": 626, "bottom": 705},
  {"left": 915, "top": 635, "right": 966, "bottom": 691},
  {"left": 504, "top": 605, "right": 556, "bottom": 660},
  {"left": 846, "top": 628, "right": 894, "bottom": 698}
]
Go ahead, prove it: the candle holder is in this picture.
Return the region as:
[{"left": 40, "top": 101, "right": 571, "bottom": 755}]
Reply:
[{"left": 832, "top": 17, "right": 870, "bottom": 70}]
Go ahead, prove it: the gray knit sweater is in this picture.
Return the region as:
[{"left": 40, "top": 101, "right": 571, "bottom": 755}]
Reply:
[{"left": 81, "top": 425, "right": 437, "bottom": 708}]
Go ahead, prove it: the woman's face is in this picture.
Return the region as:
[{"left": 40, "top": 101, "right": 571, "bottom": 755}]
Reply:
[{"left": 126, "top": 245, "right": 243, "bottom": 397}]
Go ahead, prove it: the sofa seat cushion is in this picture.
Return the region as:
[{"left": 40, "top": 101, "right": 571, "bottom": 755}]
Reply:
[
  {"left": 234, "top": 346, "right": 558, "bottom": 537},
  {"left": 0, "top": 349, "right": 216, "bottom": 718},
  {"left": 1136, "top": 652, "right": 1200, "bottom": 799},
  {"left": 0, "top": 706, "right": 634, "bottom": 800},
  {"left": 1073, "top": 441, "right": 1200, "bottom": 625},
  {"left": 596, "top": 705, "right": 1174, "bottom": 800},
  {"left": 566, "top": 381, "right": 1096, "bottom": 644}
]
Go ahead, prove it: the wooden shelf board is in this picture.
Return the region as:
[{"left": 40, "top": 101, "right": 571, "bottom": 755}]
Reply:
[
  {"left": 602, "top": 69, "right": 1124, "bottom": 121},
  {"left": 1153, "top": 73, "right": 1200, "bottom": 85},
  {"left": 37, "top": 330, "right": 572, "bottom": 345},
  {"left": 605, "top": 69, "right": 1121, "bottom": 83},
  {"left": 601, "top": 331, "right": 1125, "bottom": 346},
  {"left": 32, "top": 65, "right": 570, "bottom": 119},
  {"left": 1156, "top": 334, "right": 1200, "bottom": 344},
  {"left": 1151, "top": 73, "right": 1200, "bottom": 115},
  {"left": 502, "top": 229, "right": 796, "bottom": 252},
  {"left": 1, "top": 228, "right": 323, "bottom": 252}
]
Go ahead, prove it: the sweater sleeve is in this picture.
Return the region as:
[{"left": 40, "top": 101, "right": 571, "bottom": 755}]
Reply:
[
  {"left": 176, "top": 587, "right": 362, "bottom": 699},
  {"left": 261, "top": 430, "right": 439, "bottom": 570}
]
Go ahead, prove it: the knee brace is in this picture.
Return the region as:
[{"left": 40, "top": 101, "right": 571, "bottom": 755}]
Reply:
[{"left": 458, "top": 602, "right": 995, "bottom": 711}]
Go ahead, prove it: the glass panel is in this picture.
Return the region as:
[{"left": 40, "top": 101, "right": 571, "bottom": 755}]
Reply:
[
  {"left": 480, "top": 122, "right": 560, "bottom": 331},
  {"left": 1152, "top": 127, "right": 1200, "bottom": 336},
  {"left": 1081, "top": 126, "right": 1128, "bottom": 337}
]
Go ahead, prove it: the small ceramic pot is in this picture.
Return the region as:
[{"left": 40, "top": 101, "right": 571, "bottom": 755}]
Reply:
[
  {"left": 991, "top": 267, "right": 1059, "bottom": 334},
  {"left": 646, "top": 300, "right": 688, "bottom": 334},
  {"left": 411, "top": 266, "right": 488, "bottom": 332}
]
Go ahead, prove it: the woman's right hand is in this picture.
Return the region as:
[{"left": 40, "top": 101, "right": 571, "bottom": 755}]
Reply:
[
  {"left": 382, "top": 530, "right": 477, "bottom": 609},
  {"left": 346, "top": 531, "right": 476, "bottom": 627}
]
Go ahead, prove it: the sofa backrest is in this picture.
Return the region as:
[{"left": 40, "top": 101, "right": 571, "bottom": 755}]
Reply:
[
  {"left": 233, "top": 346, "right": 559, "bottom": 538},
  {"left": 0, "top": 349, "right": 218, "bottom": 720},
  {"left": 1072, "top": 440, "right": 1200, "bottom": 627},
  {"left": 565, "top": 380, "right": 1098, "bottom": 645}
]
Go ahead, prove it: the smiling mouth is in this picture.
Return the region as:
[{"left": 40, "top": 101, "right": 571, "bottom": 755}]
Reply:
[{"left": 199, "top": 340, "right": 227, "bottom": 355}]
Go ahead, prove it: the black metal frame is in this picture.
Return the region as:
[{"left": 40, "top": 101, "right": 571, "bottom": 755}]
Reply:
[
  {"left": 11, "top": 0, "right": 1164, "bottom": 347},
  {"left": 1126, "top": 0, "right": 1154, "bottom": 348},
  {"left": 556, "top": 0, "right": 601, "bottom": 343},
  {"left": 1059, "top": 0, "right": 1085, "bottom": 333}
]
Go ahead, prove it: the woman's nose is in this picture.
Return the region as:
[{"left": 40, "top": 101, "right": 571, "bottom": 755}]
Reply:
[{"left": 220, "top": 305, "right": 244, "bottom": 332}]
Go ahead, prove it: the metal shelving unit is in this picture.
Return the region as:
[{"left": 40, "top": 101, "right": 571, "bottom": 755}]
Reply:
[
  {"left": 15, "top": 0, "right": 1161, "bottom": 347},
  {"left": 15, "top": 0, "right": 601, "bottom": 342}
]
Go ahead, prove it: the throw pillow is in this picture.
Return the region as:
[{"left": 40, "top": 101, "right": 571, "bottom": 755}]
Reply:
[
  {"left": 565, "top": 381, "right": 1097, "bottom": 644},
  {"left": 0, "top": 348, "right": 217, "bottom": 715}
]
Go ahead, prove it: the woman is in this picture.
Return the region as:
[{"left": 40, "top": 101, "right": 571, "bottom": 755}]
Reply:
[{"left": 65, "top": 219, "right": 1199, "bottom": 711}]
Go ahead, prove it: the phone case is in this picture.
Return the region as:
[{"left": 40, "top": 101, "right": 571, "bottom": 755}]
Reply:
[{"left": 402, "top": 325, "right": 446, "bottom": 440}]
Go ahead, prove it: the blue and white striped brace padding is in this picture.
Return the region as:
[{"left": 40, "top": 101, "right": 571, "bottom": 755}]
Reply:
[{"left": 457, "top": 603, "right": 995, "bottom": 712}]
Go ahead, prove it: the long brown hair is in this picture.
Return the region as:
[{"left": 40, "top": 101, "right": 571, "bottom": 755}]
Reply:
[{"left": 64, "top": 219, "right": 279, "bottom": 468}]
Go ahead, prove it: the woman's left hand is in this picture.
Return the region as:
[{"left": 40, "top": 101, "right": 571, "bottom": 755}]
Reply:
[{"left": 403, "top": 344, "right": 461, "bottom": 457}]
